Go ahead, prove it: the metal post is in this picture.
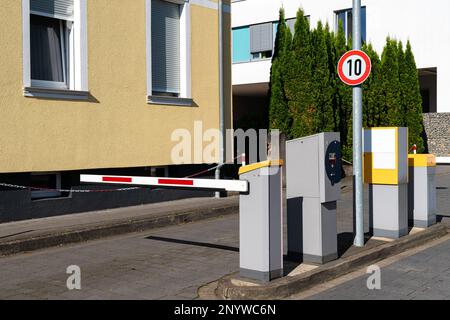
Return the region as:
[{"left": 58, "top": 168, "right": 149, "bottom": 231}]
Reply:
[
  {"left": 215, "top": 0, "right": 225, "bottom": 198},
  {"left": 353, "top": 0, "right": 364, "bottom": 247}
]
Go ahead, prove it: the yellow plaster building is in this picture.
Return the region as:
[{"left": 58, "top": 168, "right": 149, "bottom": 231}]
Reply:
[{"left": 0, "top": 0, "right": 233, "bottom": 221}]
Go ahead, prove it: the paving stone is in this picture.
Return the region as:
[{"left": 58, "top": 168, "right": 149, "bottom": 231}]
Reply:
[
  {"left": 1, "top": 167, "right": 449, "bottom": 300},
  {"left": 309, "top": 238, "right": 450, "bottom": 300},
  {"left": 0, "top": 213, "right": 240, "bottom": 299}
]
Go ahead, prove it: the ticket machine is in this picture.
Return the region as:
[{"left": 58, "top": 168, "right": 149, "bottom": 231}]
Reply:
[
  {"left": 286, "top": 133, "right": 341, "bottom": 264},
  {"left": 364, "top": 127, "right": 409, "bottom": 239}
]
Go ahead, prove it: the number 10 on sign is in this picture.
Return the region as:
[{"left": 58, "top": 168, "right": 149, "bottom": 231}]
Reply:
[{"left": 338, "top": 50, "right": 372, "bottom": 86}]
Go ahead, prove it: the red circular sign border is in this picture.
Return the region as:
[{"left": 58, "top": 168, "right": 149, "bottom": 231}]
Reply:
[{"left": 337, "top": 50, "right": 372, "bottom": 86}]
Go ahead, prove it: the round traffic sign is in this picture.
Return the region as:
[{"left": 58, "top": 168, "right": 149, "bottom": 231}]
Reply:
[{"left": 337, "top": 50, "right": 372, "bottom": 86}]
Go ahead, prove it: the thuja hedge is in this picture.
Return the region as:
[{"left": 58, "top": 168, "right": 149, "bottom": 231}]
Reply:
[{"left": 269, "top": 8, "right": 425, "bottom": 160}]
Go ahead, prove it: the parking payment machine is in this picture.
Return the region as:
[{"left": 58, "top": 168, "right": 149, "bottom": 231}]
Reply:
[
  {"left": 286, "top": 133, "right": 341, "bottom": 264},
  {"left": 364, "top": 127, "right": 409, "bottom": 239}
]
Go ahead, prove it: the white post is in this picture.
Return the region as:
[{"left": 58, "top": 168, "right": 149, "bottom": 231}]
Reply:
[
  {"left": 241, "top": 153, "right": 246, "bottom": 166},
  {"left": 215, "top": 0, "right": 225, "bottom": 198}
]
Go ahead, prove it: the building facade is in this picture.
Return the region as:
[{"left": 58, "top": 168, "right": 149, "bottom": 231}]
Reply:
[
  {"left": 0, "top": 0, "right": 232, "bottom": 222},
  {"left": 231, "top": 0, "right": 449, "bottom": 161}
]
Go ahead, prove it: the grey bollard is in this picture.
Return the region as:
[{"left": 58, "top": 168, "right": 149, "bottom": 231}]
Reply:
[
  {"left": 286, "top": 133, "right": 341, "bottom": 264},
  {"left": 408, "top": 154, "right": 437, "bottom": 228},
  {"left": 238, "top": 160, "right": 284, "bottom": 282}
]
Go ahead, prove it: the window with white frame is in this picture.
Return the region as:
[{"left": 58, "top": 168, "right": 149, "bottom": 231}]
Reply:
[
  {"left": 335, "top": 7, "right": 366, "bottom": 45},
  {"left": 30, "top": 172, "right": 67, "bottom": 200},
  {"left": 147, "top": 0, "right": 191, "bottom": 105},
  {"left": 23, "top": 0, "right": 88, "bottom": 98},
  {"left": 152, "top": 0, "right": 180, "bottom": 96}
]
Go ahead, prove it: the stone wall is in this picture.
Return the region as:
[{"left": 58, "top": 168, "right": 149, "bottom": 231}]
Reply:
[{"left": 423, "top": 113, "right": 450, "bottom": 157}]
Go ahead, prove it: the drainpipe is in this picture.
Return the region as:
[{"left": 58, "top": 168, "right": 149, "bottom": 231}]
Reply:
[{"left": 215, "top": 0, "right": 224, "bottom": 198}]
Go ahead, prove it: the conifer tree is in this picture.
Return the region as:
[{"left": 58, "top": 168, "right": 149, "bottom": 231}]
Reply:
[
  {"left": 311, "top": 21, "right": 334, "bottom": 133},
  {"left": 324, "top": 23, "right": 339, "bottom": 132},
  {"left": 285, "top": 8, "right": 314, "bottom": 139},
  {"left": 362, "top": 43, "right": 383, "bottom": 128},
  {"left": 397, "top": 41, "right": 407, "bottom": 126},
  {"left": 381, "top": 38, "right": 402, "bottom": 126},
  {"left": 268, "top": 8, "right": 292, "bottom": 134},
  {"left": 335, "top": 20, "right": 353, "bottom": 160},
  {"left": 402, "top": 41, "right": 425, "bottom": 152},
  {"left": 267, "top": 6, "right": 425, "bottom": 156}
]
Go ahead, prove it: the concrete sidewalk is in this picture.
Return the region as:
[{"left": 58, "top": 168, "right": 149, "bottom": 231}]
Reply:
[{"left": 0, "top": 195, "right": 239, "bottom": 256}]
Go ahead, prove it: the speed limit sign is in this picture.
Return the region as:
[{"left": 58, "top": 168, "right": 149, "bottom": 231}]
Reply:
[{"left": 337, "top": 50, "right": 371, "bottom": 86}]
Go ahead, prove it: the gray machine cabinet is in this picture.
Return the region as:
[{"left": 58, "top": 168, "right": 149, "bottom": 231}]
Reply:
[
  {"left": 286, "top": 133, "right": 341, "bottom": 203},
  {"left": 286, "top": 133, "right": 341, "bottom": 264},
  {"left": 239, "top": 165, "right": 283, "bottom": 282}
]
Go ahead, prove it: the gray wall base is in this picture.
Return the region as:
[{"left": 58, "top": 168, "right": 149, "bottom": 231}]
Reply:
[
  {"left": 0, "top": 187, "right": 213, "bottom": 223},
  {"left": 303, "top": 253, "right": 338, "bottom": 264},
  {"left": 287, "top": 251, "right": 338, "bottom": 264},
  {"left": 239, "top": 268, "right": 283, "bottom": 283},
  {"left": 414, "top": 218, "right": 436, "bottom": 228},
  {"left": 0, "top": 167, "right": 218, "bottom": 223},
  {"left": 371, "top": 228, "right": 408, "bottom": 239}
]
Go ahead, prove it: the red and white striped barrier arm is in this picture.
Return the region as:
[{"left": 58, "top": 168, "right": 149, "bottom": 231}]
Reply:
[
  {"left": 80, "top": 174, "right": 248, "bottom": 193},
  {"left": 409, "top": 144, "right": 417, "bottom": 154}
]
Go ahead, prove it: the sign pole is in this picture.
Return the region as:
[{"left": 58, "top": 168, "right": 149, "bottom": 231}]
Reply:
[{"left": 353, "top": 0, "right": 364, "bottom": 247}]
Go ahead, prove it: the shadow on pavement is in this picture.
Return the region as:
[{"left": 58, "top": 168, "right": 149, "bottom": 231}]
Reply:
[{"left": 145, "top": 235, "right": 239, "bottom": 252}]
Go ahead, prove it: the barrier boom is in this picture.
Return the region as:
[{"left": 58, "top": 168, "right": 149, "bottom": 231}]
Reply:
[{"left": 80, "top": 174, "right": 248, "bottom": 193}]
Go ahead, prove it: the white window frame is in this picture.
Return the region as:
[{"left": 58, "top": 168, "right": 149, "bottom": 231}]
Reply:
[
  {"left": 29, "top": 19, "right": 71, "bottom": 90},
  {"left": 30, "top": 172, "right": 62, "bottom": 200},
  {"left": 22, "top": 0, "right": 88, "bottom": 93},
  {"left": 146, "top": 0, "right": 192, "bottom": 105},
  {"left": 250, "top": 51, "right": 272, "bottom": 62},
  {"left": 335, "top": 9, "right": 350, "bottom": 43},
  {"left": 335, "top": 7, "right": 365, "bottom": 45}
]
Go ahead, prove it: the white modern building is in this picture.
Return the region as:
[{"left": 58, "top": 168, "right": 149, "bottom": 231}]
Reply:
[{"left": 231, "top": 0, "right": 450, "bottom": 160}]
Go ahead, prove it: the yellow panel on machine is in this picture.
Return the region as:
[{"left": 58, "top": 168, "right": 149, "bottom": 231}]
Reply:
[
  {"left": 238, "top": 160, "right": 284, "bottom": 175},
  {"left": 408, "top": 154, "right": 436, "bottom": 167},
  {"left": 363, "top": 153, "right": 399, "bottom": 185}
]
